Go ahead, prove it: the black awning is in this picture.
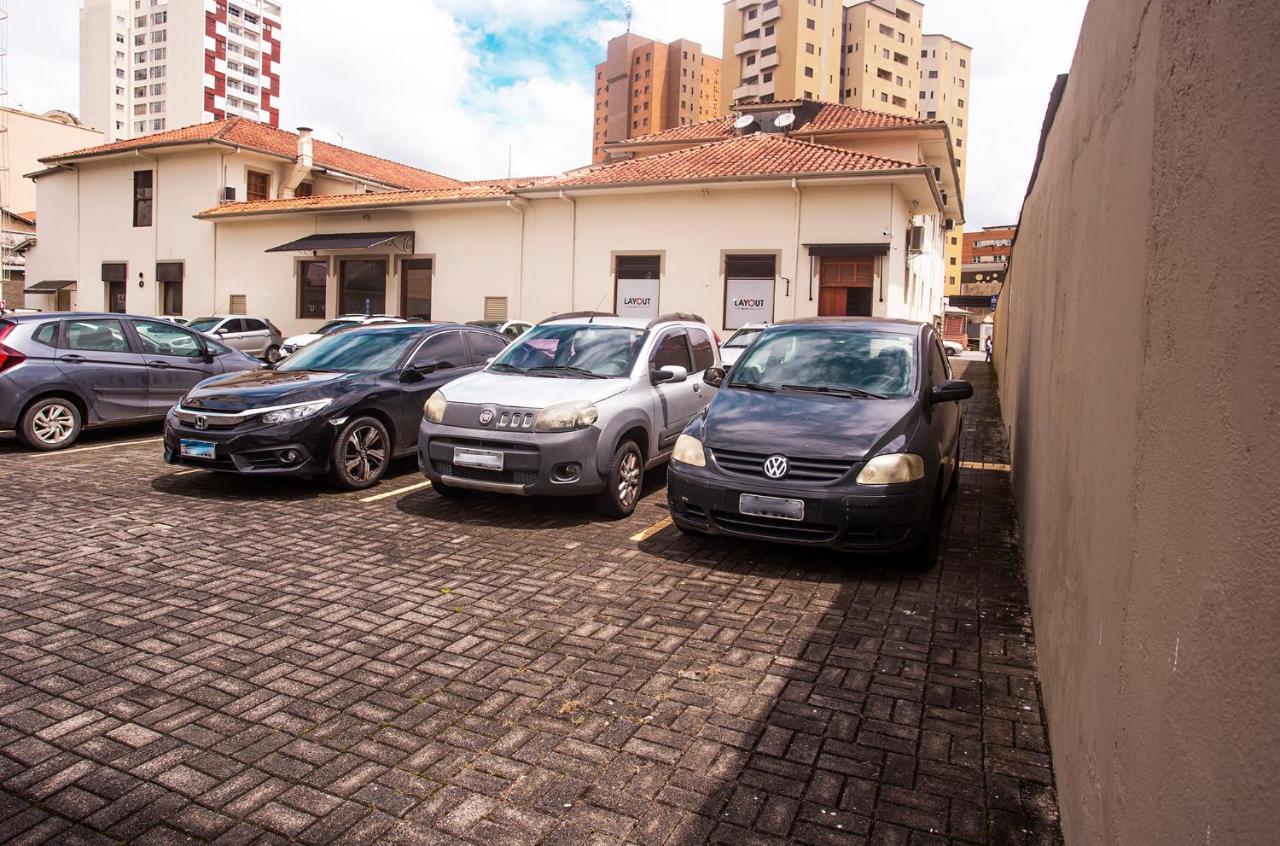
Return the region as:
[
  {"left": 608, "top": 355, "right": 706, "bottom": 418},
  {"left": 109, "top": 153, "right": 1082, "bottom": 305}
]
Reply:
[
  {"left": 804, "top": 243, "right": 891, "bottom": 258},
  {"left": 266, "top": 231, "right": 415, "bottom": 253},
  {"left": 25, "top": 279, "right": 76, "bottom": 294}
]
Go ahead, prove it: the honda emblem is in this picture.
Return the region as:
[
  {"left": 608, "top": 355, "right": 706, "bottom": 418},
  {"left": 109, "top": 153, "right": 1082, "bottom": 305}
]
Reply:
[{"left": 194, "top": 415, "right": 208, "bottom": 431}]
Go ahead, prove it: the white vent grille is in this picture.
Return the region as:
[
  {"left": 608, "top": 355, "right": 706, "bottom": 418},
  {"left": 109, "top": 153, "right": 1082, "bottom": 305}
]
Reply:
[
  {"left": 229, "top": 294, "right": 247, "bottom": 315},
  {"left": 483, "top": 296, "right": 508, "bottom": 321}
]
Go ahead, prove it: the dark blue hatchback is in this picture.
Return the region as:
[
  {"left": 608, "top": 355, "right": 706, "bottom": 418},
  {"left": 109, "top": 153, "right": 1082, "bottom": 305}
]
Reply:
[{"left": 666, "top": 318, "right": 972, "bottom": 567}]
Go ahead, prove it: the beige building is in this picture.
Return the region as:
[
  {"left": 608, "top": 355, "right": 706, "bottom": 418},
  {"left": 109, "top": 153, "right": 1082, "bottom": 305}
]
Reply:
[
  {"left": 27, "top": 102, "right": 962, "bottom": 337},
  {"left": 592, "top": 34, "right": 721, "bottom": 163},
  {"left": 0, "top": 108, "right": 103, "bottom": 216},
  {"left": 720, "top": 0, "right": 844, "bottom": 107},
  {"left": 993, "top": 0, "right": 1277, "bottom": 844},
  {"left": 838, "top": 0, "right": 925, "bottom": 119},
  {"left": 80, "top": 0, "right": 283, "bottom": 142},
  {"left": 919, "top": 34, "right": 971, "bottom": 293}
]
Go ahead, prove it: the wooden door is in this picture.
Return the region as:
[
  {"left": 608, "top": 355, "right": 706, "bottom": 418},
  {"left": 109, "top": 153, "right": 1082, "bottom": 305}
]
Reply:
[{"left": 818, "top": 258, "right": 874, "bottom": 316}]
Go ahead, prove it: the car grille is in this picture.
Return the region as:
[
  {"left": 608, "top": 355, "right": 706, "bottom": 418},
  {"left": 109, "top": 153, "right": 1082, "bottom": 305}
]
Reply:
[
  {"left": 711, "top": 511, "right": 840, "bottom": 543},
  {"left": 711, "top": 448, "right": 855, "bottom": 483},
  {"left": 433, "top": 461, "right": 538, "bottom": 486},
  {"left": 432, "top": 436, "right": 538, "bottom": 456},
  {"left": 173, "top": 407, "right": 244, "bottom": 430}
]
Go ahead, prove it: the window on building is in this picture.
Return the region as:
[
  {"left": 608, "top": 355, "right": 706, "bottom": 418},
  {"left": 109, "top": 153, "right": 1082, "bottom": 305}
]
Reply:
[
  {"left": 152, "top": 29, "right": 166, "bottom": 42},
  {"left": 806, "top": 18, "right": 816, "bottom": 29},
  {"left": 297, "top": 259, "right": 327, "bottom": 319},
  {"left": 804, "top": 66, "right": 814, "bottom": 77},
  {"left": 156, "top": 262, "right": 184, "bottom": 315},
  {"left": 151, "top": 118, "right": 165, "bottom": 131},
  {"left": 152, "top": 11, "right": 165, "bottom": 24},
  {"left": 339, "top": 259, "right": 387, "bottom": 315},
  {"left": 133, "top": 171, "right": 153, "bottom": 227},
  {"left": 246, "top": 170, "right": 271, "bottom": 202}
]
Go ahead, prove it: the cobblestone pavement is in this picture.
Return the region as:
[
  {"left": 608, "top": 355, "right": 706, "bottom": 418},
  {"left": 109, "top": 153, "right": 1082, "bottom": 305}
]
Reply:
[{"left": 0, "top": 360, "right": 1062, "bottom": 845}]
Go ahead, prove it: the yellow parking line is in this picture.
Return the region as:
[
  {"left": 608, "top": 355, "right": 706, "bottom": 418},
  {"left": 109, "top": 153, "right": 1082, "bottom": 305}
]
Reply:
[
  {"left": 960, "top": 460, "right": 1011, "bottom": 473},
  {"left": 630, "top": 516, "right": 672, "bottom": 543},
  {"left": 174, "top": 468, "right": 204, "bottom": 476},
  {"left": 359, "top": 480, "right": 432, "bottom": 503},
  {"left": 29, "top": 437, "right": 162, "bottom": 457}
]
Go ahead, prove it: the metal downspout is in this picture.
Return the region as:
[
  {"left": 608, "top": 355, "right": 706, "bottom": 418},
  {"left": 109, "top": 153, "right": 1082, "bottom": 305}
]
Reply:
[
  {"left": 559, "top": 190, "right": 576, "bottom": 310},
  {"left": 505, "top": 199, "right": 527, "bottom": 318}
]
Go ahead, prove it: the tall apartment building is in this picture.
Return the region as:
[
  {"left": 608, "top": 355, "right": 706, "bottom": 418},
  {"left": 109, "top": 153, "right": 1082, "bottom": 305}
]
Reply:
[
  {"left": 722, "top": 1, "right": 971, "bottom": 293},
  {"left": 80, "top": 0, "right": 282, "bottom": 142},
  {"left": 592, "top": 33, "right": 722, "bottom": 163}
]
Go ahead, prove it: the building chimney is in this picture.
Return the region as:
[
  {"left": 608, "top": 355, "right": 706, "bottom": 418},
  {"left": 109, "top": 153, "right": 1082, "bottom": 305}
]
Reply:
[{"left": 282, "top": 126, "right": 315, "bottom": 199}]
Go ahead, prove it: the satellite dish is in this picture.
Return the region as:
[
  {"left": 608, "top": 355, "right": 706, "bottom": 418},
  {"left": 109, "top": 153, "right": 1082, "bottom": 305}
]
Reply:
[
  {"left": 774, "top": 112, "right": 796, "bottom": 130},
  {"left": 733, "top": 114, "right": 756, "bottom": 130}
]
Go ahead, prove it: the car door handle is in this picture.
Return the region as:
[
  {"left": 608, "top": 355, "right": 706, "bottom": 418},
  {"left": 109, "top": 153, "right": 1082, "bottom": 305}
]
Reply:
[
  {"left": 147, "top": 361, "right": 171, "bottom": 369},
  {"left": 58, "top": 354, "right": 86, "bottom": 363},
  {"left": 693, "top": 384, "right": 701, "bottom": 393}
]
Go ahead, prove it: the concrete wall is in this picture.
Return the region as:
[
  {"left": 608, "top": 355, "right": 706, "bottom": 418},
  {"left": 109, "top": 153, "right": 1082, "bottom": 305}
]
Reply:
[
  {"left": 993, "top": 1, "right": 1279, "bottom": 844},
  {"left": 1, "top": 110, "right": 102, "bottom": 214}
]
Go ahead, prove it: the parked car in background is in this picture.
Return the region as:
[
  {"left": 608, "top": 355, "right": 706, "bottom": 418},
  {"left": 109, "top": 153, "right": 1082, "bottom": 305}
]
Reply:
[
  {"left": 165, "top": 323, "right": 508, "bottom": 490},
  {"left": 280, "top": 315, "right": 406, "bottom": 357},
  {"left": 187, "top": 316, "right": 284, "bottom": 362},
  {"left": 466, "top": 319, "right": 533, "bottom": 340},
  {"left": 942, "top": 338, "right": 965, "bottom": 356},
  {"left": 0, "top": 313, "right": 261, "bottom": 451},
  {"left": 719, "top": 322, "right": 769, "bottom": 366},
  {"left": 420, "top": 312, "right": 720, "bottom": 517},
  {"left": 667, "top": 318, "right": 972, "bottom": 567}
]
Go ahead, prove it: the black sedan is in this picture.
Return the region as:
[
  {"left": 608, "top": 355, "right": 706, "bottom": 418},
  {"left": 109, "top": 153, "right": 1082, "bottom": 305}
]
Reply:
[
  {"left": 666, "top": 318, "right": 972, "bottom": 567},
  {"left": 163, "top": 323, "right": 509, "bottom": 489}
]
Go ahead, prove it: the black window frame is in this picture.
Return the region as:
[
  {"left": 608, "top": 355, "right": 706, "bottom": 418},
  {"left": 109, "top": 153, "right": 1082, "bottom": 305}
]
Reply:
[
  {"left": 650, "top": 329, "right": 693, "bottom": 372},
  {"left": 411, "top": 330, "right": 467, "bottom": 372},
  {"left": 465, "top": 330, "right": 507, "bottom": 363},
  {"left": 156, "top": 261, "right": 184, "bottom": 315},
  {"left": 133, "top": 170, "right": 153, "bottom": 227},
  {"left": 297, "top": 259, "right": 328, "bottom": 320}
]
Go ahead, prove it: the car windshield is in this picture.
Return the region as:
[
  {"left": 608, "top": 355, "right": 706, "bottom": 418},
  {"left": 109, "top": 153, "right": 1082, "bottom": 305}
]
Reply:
[
  {"left": 315, "top": 320, "right": 359, "bottom": 336},
  {"left": 187, "top": 317, "right": 222, "bottom": 332},
  {"left": 492, "top": 324, "right": 645, "bottom": 378},
  {"left": 730, "top": 327, "right": 917, "bottom": 398},
  {"left": 277, "top": 330, "right": 420, "bottom": 373},
  {"left": 723, "top": 327, "right": 763, "bottom": 348}
]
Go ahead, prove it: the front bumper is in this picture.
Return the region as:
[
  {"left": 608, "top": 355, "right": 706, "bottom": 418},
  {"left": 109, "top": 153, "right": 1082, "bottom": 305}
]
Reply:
[
  {"left": 419, "top": 419, "right": 604, "bottom": 496},
  {"left": 666, "top": 461, "right": 931, "bottom": 551},
  {"left": 162, "top": 411, "right": 336, "bottom": 477}
]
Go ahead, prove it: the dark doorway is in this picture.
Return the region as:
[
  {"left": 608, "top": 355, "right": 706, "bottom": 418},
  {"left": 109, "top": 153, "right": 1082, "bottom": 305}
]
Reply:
[
  {"left": 401, "top": 259, "right": 433, "bottom": 319},
  {"left": 818, "top": 257, "right": 874, "bottom": 317},
  {"left": 339, "top": 259, "right": 387, "bottom": 315}
]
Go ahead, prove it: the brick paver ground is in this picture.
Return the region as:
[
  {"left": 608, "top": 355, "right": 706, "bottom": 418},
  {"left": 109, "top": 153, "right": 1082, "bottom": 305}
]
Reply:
[{"left": 0, "top": 359, "right": 1062, "bottom": 845}]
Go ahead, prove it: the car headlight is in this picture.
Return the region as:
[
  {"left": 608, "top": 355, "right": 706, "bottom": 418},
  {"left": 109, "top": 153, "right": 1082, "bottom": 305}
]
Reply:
[
  {"left": 533, "top": 400, "right": 598, "bottom": 433},
  {"left": 856, "top": 453, "right": 925, "bottom": 485},
  {"left": 424, "top": 392, "right": 447, "bottom": 424},
  {"left": 260, "top": 399, "right": 332, "bottom": 426},
  {"left": 672, "top": 433, "right": 706, "bottom": 467}
]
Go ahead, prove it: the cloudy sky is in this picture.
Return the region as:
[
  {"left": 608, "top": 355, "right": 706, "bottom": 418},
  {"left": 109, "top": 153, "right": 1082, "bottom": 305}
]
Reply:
[{"left": 10, "top": 0, "right": 1088, "bottom": 228}]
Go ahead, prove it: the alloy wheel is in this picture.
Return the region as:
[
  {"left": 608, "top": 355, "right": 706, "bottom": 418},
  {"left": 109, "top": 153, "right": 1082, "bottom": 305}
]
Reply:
[
  {"left": 32, "top": 404, "right": 76, "bottom": 446},
  {"left": 343, "top": 425, "right": 387, "bottom": 482},
  {"left": 618, "top": 450, "right": 641, "bottom": 508}
]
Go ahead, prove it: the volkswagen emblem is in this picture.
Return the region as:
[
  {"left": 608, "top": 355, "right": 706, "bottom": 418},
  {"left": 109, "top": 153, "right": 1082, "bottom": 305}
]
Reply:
[
  {"left": 194, "top": 414, "right": 208, "bottom": 431},
  {"left": 763, "top": 455, "right": 789, "bottom": 480},
  {"left": 478, "top": 409, "right": 494, "bottom": 426}
]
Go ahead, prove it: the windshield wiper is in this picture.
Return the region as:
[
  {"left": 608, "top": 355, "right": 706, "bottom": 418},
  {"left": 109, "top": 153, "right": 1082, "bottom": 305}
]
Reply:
[
  {"left": 488, "top": 362, "right": 527, "bottom": 374},
  {"left": 781, "top": 384, "right": 888, "bottom": 400},
  {"left": 527, "top": 365, "right": 608, "bottom": 379},
  {"left": 729, "top": 382, "right": 778, "bottom": 393}
]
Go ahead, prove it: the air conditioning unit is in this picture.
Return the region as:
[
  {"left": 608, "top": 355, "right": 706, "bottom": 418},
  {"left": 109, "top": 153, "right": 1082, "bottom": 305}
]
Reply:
[
  {"left": 222, "top": 186, "right": 236, "bottom": 202},
  {"left": 908, "top": 225, "right": 925, "bottom": 253}
]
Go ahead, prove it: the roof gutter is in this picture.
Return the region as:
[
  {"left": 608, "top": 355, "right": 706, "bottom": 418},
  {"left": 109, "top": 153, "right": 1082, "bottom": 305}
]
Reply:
[{"left": 517, "top": 167, "right": 933, "bottom": 198}]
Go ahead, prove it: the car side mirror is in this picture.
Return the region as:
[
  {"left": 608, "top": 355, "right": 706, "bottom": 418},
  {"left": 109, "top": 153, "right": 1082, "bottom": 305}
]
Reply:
[
  {"left": 931, "top": 379, "right": 973, "bottom": 404},
  {"left": 703, "top": 366, "right": 726, "bottom": 388},
  {"left": 653, "top": 365, "right": 688, "bottom": 385},
  {"left": 215, "top": 327, "right": 228, "bottom": 335}
]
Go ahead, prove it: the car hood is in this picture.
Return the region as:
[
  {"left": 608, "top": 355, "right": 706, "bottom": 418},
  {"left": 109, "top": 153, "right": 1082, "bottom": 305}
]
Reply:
[
  {"left": 702, "top": 387, "right": 920, "bottom": 459},
  {"left": 182, "top": 369, "right": 356, "bottom": 413},
  {"left": 439, "top": 369, "right": 630, "bottom": 408},
  {"left": 283, "top": 333, "right": 322, "bottom": 347}
]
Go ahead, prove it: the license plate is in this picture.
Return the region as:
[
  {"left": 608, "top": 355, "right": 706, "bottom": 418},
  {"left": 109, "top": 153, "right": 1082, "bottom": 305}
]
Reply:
[
  {"left": 739, "top": 493, "right": 805, "bottom": 522},
  {"left": 180, "top": 439, "right": 217, "bottom": 460},
  {"left": 453, "top": 447, "right": 504, "bottom": 471}
]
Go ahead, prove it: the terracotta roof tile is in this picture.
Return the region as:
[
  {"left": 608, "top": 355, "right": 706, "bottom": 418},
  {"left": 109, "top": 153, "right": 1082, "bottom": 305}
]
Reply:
[
  {"left": 544, "top": 133, "right": 921, "bottom": 189},
  {"left": 618, "top": 100, "right": 942, "bottom": 146},
  {"left": 41, "top": 118, "right": 463, "bottom": 191},
  {"left": 198, "top": 185, "right": 510, "bottom": 218}
]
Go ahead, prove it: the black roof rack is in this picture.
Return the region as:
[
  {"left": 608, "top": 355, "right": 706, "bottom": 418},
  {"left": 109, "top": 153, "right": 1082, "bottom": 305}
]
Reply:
[
  {"left": 537, "top": 311, "right": 618, "bottom": 325},
  {"left": 647, "top": 313, "right": 705, "bottom": 329}
]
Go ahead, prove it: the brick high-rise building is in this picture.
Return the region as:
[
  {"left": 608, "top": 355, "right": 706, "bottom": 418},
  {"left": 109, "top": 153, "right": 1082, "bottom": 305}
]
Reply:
[
  {"left": 591, "top": 33, "right": 722, "bottom": 163},
  {"left": 80, "top": 0, "right": 282, "bottom": 142}
]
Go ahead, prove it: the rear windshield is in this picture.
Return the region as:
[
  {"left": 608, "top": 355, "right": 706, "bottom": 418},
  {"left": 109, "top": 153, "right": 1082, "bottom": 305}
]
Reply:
[
  {"left": 731, "top": 327, "right": 917, "bottom": 398},
  {"left": 315, "top": 320, "right": 359, "bottom": 335},
  {"left": 186, "top": 317, "right": 222, "bottom": 332}
]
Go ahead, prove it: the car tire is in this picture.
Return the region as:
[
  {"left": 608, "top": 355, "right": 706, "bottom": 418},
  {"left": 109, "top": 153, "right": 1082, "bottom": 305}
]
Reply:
[
  {"left": 18, "top": 397, "right": 82, "bottom": 451},
  {"left": 594, "top": 440, "right": 644, "bottom": 519},
  {"left": 327, "top": 416, "right": 391, "bottom": 491},
  {"left": 264, "top": 345, "right": 282, "bottom": 364},
  {"left": 904, "top": 489, "right": 946, "bottom": 571}
]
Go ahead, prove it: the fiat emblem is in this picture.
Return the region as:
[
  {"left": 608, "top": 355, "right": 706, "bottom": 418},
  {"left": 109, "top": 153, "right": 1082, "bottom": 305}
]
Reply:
[
  {"left": 478, "top": 409, "right": 494, "bottom": 425},
  {"left": 194, "top": 414, "right": 208, "bottom": 431},
  {"left": 763, "top": 455, "right": 789, "bottom": 479}
]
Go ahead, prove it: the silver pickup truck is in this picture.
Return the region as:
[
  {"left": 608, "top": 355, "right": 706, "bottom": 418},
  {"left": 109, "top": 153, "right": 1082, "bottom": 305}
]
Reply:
[{"left": 418, "top": 312, "right": 720, "bottom": 517}]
